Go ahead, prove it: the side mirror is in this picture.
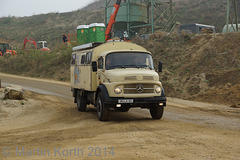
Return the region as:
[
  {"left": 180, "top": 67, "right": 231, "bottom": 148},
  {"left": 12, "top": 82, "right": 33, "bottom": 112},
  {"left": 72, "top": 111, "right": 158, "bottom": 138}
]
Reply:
[
  {"left": 158, "top": 61, "right": 162, "bottom": 72},
  {"left": 92, "top": 61, "right": 97, "bottom": 72}
]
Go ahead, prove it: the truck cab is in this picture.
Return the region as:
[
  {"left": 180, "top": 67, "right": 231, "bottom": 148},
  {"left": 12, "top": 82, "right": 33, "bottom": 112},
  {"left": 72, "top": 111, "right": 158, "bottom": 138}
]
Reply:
[
  {"left": 37, "top": 41, "right": 50, "bottom": 51},
  {"left": 0, "top": 42, "right": 16, "bottom": 56},
  {"left": 70, "top": 41, "right": 166, "bottom": 121}
]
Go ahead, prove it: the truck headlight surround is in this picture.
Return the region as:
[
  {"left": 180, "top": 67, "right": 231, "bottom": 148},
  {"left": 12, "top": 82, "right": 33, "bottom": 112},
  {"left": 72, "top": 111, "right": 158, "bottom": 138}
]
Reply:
[
  {"left": 155, "top": 86, "right": 161, "bottom": 94},
  {"left": 114, "top": 87, "right": 122, "bottom": 94}
]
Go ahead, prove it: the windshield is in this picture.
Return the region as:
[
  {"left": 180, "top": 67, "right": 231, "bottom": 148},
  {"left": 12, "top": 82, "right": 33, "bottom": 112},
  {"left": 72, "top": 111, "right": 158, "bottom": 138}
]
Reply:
[
  {"left": 37, "top": 42, "right": 47, "bottom": 48},
  {"left": 0, "top": 44, "right": 4, "bottom": 50},
  {"left": 37, "top": 42, "right": 43, "bottom": 49},
  {"left": 105, "top": 52, "right": 154, "bottom": 70},
  {"left": 0, "top": 43, "right": 9, "bottom": 52}
]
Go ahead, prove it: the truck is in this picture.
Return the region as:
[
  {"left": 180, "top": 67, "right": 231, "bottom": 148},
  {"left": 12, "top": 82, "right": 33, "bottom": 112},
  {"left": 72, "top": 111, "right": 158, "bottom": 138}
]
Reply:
[
  {"left": 70, "top": 41, "right": 167, "bottom": 121},
  {"left": 179, "top": 23, "right": 216, "bottom": 34}
]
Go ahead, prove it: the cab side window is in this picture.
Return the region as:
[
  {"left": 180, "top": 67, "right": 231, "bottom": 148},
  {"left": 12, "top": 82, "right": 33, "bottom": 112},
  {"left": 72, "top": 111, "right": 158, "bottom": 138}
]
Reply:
[
  {"left": 71, "top": 54, "right": 76, "bottom": 65},
  {"left": 85, "top": 52, "right": 92, "bottom": 64},
  {"left": 81, "top": 55, "right": 86, "bottom": 64},
  {"left": 98, "top": 57, "right": 103, "bottom": 69}
]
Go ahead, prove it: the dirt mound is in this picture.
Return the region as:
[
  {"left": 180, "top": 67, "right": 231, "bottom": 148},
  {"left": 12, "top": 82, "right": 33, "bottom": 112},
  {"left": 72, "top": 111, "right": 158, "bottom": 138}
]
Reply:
[
  {"left": 0, "top": 89, "right": 42, "bottom": 119},
  {"left": 133, "top": 32, "right": 240, "bottom": 105}
]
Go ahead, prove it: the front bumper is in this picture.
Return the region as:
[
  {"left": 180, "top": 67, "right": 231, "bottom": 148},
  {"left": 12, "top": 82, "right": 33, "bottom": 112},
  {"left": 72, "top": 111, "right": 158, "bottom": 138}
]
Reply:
[
  {"left": 97, "top": 84, "right": 167, "bottom": 108},
  {"left": 104, "top": 96, "right": 167, "bottom": 107}
]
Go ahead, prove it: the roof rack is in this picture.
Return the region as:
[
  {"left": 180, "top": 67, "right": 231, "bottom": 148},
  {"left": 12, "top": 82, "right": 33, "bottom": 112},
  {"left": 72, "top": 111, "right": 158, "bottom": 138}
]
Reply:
[{"left": 72, "top": 42, "right": 104, "bottom": 51}]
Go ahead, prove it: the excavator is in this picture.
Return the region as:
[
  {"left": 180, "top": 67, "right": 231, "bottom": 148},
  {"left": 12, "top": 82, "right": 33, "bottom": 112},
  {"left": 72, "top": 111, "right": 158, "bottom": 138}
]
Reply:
[
  {"left": 23, "top": 37, "right": 50, "bottom": 51},
  {"left": 105, "top": 0, "right": 130, "bottom": 41},
  {"left": 0, "top": 42, "right": 16, "bottom": 56}
]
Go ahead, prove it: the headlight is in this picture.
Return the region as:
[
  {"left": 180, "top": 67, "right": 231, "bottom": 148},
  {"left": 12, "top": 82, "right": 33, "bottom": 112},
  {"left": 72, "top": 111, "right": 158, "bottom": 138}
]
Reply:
[
  {"left": 155, "top": 87, "right": 161, "bottom": 94},
  {"left": 114, "top": 87, "right": 122, "bottom": 94}
]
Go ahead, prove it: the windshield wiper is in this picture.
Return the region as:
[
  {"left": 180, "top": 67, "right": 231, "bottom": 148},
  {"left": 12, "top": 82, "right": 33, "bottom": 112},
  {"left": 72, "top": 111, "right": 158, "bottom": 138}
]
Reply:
[
  {"left": 109, "top": 65, "right": 126, "bottom": 69},
  {"left": 124, "top": 65, "right": 140, "bottom": 68},
  {"left": 109, "top": 65, "right": 153, "bottom": 69},
  {"left": 136, "top": 65, "right": 153, "bottom": 69},
  {"left": 124, "top": 64, "right": 153, "bottom": 69}
]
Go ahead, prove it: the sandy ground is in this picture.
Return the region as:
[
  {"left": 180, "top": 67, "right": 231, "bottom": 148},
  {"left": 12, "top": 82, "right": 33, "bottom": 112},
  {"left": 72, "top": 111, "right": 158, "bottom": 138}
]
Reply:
[{"left": 0, "top": 88, "right": 240, "bottom": 160}]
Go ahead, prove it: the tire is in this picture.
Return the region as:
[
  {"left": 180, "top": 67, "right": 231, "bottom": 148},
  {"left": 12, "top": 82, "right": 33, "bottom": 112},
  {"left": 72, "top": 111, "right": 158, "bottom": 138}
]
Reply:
[
  {"left": 76, "top": 90, "right": 86, "bottom": 112},
  {"left": 150, "top": 104, "right": 164, "bottom": 119},
  {"left": 96, "top": 92, "right": 109, "bottom": 121}
]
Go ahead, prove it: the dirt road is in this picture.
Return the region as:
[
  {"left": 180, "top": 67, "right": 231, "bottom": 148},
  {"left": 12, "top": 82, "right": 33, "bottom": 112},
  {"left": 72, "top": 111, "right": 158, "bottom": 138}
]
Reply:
[{"left": 0, "top": 73, "right": 240, "bottom": 159}]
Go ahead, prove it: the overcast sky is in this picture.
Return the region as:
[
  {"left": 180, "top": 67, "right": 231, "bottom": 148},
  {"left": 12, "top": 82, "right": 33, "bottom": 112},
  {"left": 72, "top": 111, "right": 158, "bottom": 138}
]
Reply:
[{"left": 0, "top": 0, "right": 95, "bottom": 18}]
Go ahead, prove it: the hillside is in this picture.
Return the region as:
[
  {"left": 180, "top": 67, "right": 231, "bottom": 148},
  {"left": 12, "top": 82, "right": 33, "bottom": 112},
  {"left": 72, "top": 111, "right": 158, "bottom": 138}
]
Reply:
[
  {"left": 133, "top": 32, "right": 240, "bottom": 105},
  {"left": 0, "top": 0, "right": 237, "bottom": 47},
  {"left": 0, "top": 9, "right": 104, "bottom": 47}
]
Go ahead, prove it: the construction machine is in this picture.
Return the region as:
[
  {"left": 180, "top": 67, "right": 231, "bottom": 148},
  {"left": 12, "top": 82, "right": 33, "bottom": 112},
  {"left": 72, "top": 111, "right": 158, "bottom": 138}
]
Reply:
[
  {"left": 105, "top": 0, "right": 129, "bottom": 41},
  {"left": 0, "top": 42, "right": 16, "bottom": 56},
  {"left": 23, "top": 37, "right": 50, "bottom": 51},
  {"left": 37, "top": 41, "right": 50, "bottom": 51},
  {"left": 105, "top": 0, "right": 122, "bottom": 41}
]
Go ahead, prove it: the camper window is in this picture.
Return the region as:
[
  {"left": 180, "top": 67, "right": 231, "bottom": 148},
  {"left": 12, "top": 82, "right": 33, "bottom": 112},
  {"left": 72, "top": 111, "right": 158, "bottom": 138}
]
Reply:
[
  {"left": 71, "top": 54, "right": 76, "bottom": 65},
  {"left": 81, "top": 55, "right": 86, "bottom": 64},
  {"left": 85, "top": 52, "right": 92, "bottom": 64},
  {"left": 98, "top": 57, "right": 103, "bottom": 69}
]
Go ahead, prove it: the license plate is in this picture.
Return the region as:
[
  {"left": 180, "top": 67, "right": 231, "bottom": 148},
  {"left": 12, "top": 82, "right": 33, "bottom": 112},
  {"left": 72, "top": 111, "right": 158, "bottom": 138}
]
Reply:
[{"left": 118, "top": 99, "right": 134, "bottom": 103}]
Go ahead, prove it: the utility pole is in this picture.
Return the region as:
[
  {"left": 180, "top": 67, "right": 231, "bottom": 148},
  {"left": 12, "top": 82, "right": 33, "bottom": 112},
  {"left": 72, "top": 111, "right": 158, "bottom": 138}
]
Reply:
[{"left": 226, "top": 0, "right": 238, "bottom": 33}]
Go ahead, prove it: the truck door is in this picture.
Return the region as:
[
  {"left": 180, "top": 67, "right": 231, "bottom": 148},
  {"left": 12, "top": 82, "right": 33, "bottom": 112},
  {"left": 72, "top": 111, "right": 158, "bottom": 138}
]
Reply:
[
  {"left": 70, "top": 54, "right": 77, "bottom": 86},
  {"left": 97, "top": 56, "right": 104, "bottom": 86},
  {"left": 78, "top": 52, "right": 92, "bottom": 91}
]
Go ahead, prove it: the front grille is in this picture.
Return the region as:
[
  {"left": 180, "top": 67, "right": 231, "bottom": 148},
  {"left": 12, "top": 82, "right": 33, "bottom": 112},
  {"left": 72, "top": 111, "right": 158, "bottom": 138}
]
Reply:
[
  {"left": 143, "top": 76, "right": 154, "bottom": 80},
  {"left": 124, "top": 76, "right": 137, "bottom": 81},
  {"left": 124, "top": 84, "right": 154, "bottom": 94}
]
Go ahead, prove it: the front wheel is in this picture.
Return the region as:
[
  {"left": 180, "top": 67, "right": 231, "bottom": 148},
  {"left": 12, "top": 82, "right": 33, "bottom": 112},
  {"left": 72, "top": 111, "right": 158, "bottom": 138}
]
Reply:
[
  {"left": 96, "top": 92, "right": 109, "bottom": 121},
  {"left": 150, "top": 104, "right": 164, "bottom": 119}
]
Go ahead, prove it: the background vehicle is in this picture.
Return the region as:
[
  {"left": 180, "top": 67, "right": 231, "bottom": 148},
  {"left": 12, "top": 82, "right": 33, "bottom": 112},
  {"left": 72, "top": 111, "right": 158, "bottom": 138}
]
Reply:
[
  {"left": 179, "top": 23, "right": 216, "bottom": 34},
  {"left": 23, "top": 37, "right": 50, "bottom": 51},
  {"left": 0, "top": 42, "right": 16, "bottom": 56},
  {"left": 70, "top": 41, "right": 166, "bottom": 121},
  {"left": 37, "top": 41, "right": 50, "bottom": 51}
]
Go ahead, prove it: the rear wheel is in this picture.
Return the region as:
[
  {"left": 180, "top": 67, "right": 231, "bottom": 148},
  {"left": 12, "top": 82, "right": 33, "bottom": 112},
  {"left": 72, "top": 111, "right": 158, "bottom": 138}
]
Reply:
[
  {"left": 76, "top": 90, "right": 86, "bottom": 112},
  {"left": 150, "top": 104, "right": 164, "bottom": 119},
  {"left": 96, "top": 92, "right": 109, "bottom": 121}
]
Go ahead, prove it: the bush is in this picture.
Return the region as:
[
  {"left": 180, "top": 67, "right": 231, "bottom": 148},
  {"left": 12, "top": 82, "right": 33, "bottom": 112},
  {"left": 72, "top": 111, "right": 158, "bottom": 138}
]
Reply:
[{"left": 0, "top": 43, "right": 73, "bottom": 81}]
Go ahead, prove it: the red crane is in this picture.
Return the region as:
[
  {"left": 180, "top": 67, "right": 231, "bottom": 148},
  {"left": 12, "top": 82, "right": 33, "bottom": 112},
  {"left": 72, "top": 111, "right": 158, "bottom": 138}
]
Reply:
[
  {"left": 105, "top": 0, "right": 122, "bottom": 41},
  {"left": 23, "top": 37, "right": 37, "bottom": 50},
  {"left": 23, "top": 37, "right": 50, "bottom": 51}
]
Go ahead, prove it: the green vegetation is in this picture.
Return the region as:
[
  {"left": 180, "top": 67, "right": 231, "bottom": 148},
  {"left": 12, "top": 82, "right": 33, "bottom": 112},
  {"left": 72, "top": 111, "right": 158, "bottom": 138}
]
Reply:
[{"left": 0, "top": 44, "right": 73, "bottom": 81}]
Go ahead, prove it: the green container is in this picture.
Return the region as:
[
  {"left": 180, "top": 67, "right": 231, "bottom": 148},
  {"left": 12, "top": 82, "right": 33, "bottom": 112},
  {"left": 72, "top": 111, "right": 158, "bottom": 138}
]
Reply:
[
  {"left": 106, "top": 3, "right": 147, "bottom": 31},
  {"left": 89, "top": 23, "right": 105, "bottom": 43},
  {"left": 77, "top": 25, "right": 89, "bottom": 45}
]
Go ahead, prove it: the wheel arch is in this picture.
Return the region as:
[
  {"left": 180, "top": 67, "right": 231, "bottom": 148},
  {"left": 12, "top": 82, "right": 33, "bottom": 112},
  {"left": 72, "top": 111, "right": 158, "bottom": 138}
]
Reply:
[
  {"left": 161, "top": 87, "right": 166, "bottom": 97},
  {"left": 95, "top": 84, "right": 110, "bottom": 106}
]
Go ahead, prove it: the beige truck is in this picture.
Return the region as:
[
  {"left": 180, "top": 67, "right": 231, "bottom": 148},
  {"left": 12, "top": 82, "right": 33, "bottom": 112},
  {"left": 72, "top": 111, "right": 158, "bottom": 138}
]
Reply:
[{"left": 70, "top": 41, "right": 166, "bottom": 121}]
